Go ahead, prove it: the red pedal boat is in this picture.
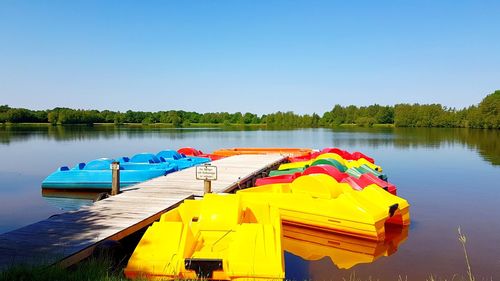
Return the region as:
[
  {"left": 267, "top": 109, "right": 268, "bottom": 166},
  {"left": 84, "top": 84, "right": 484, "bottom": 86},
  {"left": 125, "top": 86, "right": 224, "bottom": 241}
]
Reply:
[
  {"left": 256, "top": 164, "right": 397, "bottom": 195},
  {"left": 177, "top": 147, "right": 225, "bottom": 161}
]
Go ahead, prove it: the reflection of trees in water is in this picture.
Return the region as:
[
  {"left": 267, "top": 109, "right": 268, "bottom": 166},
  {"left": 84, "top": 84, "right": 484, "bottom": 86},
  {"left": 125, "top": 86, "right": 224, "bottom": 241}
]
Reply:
[
  {"left": 330, "top": 127, "right": 499, "bottom": 165},
  {"left": 0, "top": 124, "right": 226, "bottom": 144},
  {"left": 392, "top": 128, "right": 499, "bottom": 165},
  {"left": 1, "top": 125, "right": 499, "bottom": 165},
  {"left": 0, "top": 124, "right": 265, "bottom": 145},
  {"left": 457, "top": 129, "right": 500, "bottom": 165}
]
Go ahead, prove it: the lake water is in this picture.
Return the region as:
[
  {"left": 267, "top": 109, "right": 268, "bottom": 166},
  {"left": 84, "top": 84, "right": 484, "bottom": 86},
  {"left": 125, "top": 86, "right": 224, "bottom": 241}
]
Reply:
[{"left": 0, "top": 125, "right": 499, "bottom": 280}]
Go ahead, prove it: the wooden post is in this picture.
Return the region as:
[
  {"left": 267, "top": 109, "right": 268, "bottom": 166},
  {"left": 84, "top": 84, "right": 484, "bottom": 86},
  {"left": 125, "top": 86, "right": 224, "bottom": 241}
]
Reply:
[
  {"left": 111, "top": 161, "right": 120, "bottom": 196},
  {"left": 204, "top": 180, "right": 212, "bottom": 194}
]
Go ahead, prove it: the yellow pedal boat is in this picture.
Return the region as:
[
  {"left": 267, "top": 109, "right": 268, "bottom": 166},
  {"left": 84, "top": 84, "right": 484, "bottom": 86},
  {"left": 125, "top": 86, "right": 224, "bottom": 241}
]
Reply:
[
  {"left": 238, "top": 174, "right": 410, "bottom": 241},
  {"left": 124, "top": 193, "right": 284, "bottom": 280}
]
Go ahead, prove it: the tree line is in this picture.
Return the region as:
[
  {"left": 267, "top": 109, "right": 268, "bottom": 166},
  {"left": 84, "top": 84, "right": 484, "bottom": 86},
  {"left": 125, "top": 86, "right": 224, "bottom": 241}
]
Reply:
[{"left": 1, "top": 91, "right": 498, "bottom": 129}]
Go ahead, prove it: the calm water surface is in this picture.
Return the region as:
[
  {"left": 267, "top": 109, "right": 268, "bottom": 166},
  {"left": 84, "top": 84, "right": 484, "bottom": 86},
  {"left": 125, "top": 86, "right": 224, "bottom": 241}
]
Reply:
[{"left": 0, "top": 125, "right": 499, "bottom": 280}]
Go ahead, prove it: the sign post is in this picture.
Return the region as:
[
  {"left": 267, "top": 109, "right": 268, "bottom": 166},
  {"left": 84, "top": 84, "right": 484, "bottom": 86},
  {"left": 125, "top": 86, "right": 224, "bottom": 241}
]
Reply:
[
  {"left": 196, "top": 164, "right": 217, "bottom": 194},
  {"left": 204, "top": 180, "right": 211, "bottom": 195}
]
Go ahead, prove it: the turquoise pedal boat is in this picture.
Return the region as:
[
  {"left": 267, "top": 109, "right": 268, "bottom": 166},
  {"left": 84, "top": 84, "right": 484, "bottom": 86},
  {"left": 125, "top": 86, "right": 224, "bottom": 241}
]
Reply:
[{"left": 41, "top": 158, "right": 174, "bottom": 190}]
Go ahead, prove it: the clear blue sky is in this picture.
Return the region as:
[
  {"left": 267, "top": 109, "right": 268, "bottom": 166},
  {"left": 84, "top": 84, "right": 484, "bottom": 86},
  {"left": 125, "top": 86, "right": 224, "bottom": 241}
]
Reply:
[{"left": 0, "top": 1, "right": 499, "bottom": 114}]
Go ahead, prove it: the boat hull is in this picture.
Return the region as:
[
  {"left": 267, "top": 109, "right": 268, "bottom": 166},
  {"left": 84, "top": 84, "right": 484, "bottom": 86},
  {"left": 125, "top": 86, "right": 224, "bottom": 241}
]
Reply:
[{"left": 41, "top": 169, "right": 167, "bottom": 189}]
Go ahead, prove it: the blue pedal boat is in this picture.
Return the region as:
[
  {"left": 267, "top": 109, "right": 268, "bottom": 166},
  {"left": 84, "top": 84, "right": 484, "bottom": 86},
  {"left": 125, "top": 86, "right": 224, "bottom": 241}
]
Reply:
[
  {"left": 156, "top": 150, "right": 210, "bottom": 169},
  {"left": 41, "top": 150, "right": 211, "bottom": 190},
  {"left": 117, "top": 153, "right": 181, "bottom": 171},
  {"left": 118, "top": 151, "right": 209, "bottom": 171},
  {"left": 41, "top": 157, "right": 175, "bottom": 190}
]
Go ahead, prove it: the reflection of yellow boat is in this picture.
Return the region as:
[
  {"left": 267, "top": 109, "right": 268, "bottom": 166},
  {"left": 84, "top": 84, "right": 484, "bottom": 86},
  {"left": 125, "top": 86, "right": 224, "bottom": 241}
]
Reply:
[
  {"left": 124, "top": 194, "right": 284, "bottom": 280},
  {"left": 238, "top": 174, "right": 410, "bottom": 241},
  {"left": 283, "top": 224, "right": 409, "bottom": 269}
]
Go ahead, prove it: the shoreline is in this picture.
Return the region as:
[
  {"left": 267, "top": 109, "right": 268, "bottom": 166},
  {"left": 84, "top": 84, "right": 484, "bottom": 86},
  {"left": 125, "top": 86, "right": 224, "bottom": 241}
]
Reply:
[{"left": 2, "top": 122, "right": 499, "bottom": 130}]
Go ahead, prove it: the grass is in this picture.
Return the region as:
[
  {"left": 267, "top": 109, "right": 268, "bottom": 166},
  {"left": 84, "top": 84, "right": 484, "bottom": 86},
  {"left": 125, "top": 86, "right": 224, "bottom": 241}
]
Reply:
[
  {"left": 337, "top": 123, "right": 394, "bottom": 128},
  {"left": 372, "top": 123, "right": 395, "bottom": 128},
  {"left": 0, "top": 122, "right": 52, "bottom": 126},
  {"left": 458, "top": 227, "right": 475, "bottom": 281},
  {"left": 338, "top": 123, "right": 359, "bottom": 127},
  {"left": 425, "top": 228, "right": 491, "bottom": 281},
  {"left": 0, "top": 257, "right": 128, "bottom": 281},
  {"left": 0, "top": 228, "right": 492, "bottom": 281}
]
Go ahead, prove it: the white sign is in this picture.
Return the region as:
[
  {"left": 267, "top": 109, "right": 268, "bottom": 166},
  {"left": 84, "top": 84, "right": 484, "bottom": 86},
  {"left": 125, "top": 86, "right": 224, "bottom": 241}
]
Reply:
[{"left": 196, "top": 165, "right": 217, "bottom": 181}]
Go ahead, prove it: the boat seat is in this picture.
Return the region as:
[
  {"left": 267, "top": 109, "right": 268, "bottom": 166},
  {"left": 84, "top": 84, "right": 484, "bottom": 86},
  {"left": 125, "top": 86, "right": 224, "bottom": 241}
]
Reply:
[
  {"left": 302, "top": 165, "right": 348, "bottom": 182},
  {"left": 315, "top": 153, "right": 347, "bottom": 166},
  {"left": 311, "top": 158, "right": 347, "bottom": 172},
  {"left": 117, "top": 157, "right": 130, "bottom": 162},
  {"left": 83, "top": 158, "right": 114, "bottom": 170},
  {"left": 198, "top": 194, "right": 242, "bottom": 230},
  {"left": 291, "top": 174, "right": 344, "bottom": 199},
  {"left": 129, "top": 153, "right": 161, "bottom": 163},
  {"left": 157, "top": 150, "right": 184, "bottom": 160}
]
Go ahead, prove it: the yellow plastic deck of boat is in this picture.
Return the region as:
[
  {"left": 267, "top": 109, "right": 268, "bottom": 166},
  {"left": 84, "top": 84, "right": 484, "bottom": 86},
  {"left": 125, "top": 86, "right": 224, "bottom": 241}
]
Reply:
[
  {"left": 239, "top": 175, "right": 385, "bottom": 240},
  {"left": 124, "top": 193, "right": 284, "bottom": 280},
  {"left": 290, "top": 174, "right": 409, "bottom": 226},
  {"left": 238, "top": 174, "right": 410, "bottom": 240}
]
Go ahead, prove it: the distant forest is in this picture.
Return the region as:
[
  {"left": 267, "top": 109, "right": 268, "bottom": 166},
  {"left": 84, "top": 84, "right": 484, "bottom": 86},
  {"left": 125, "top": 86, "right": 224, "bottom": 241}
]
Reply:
[{"left": 1, "top": 91, "right": 499, "bottom": 129}]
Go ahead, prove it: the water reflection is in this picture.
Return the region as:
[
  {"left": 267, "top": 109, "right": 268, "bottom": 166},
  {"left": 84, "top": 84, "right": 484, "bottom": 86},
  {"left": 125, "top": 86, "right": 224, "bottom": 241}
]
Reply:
[
  {"left": 1, "top": 125, "right": 498, "bottom": 165},
  {"left": 284, "top": 224, "right": 408, "bottom": 279},
  {"left": 331, "top": 127, "right": 500, "bottom": 165},
  {"left": 0, "top": 124, "right": 263, "bottom": 144},
  {"left": 41, "top": 189, "right": 101, "bottom": 211}
]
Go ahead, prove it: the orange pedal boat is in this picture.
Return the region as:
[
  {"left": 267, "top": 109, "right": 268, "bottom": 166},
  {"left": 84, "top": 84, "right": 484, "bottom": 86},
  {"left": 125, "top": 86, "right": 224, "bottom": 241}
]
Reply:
[{"left": 212, "top": 147, "right": 313, "bottom": 157}]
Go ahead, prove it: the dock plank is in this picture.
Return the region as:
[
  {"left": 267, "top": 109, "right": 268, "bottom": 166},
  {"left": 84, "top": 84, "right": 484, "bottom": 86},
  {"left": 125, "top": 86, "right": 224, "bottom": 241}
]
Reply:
[{"left": 0, "top": 154, "right": 285, "bottom": 269}]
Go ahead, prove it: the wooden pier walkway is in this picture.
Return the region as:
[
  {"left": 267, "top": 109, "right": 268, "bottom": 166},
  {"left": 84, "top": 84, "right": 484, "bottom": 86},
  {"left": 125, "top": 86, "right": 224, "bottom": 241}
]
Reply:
[{"left": 0, "top": 154, "right": 286, "bottom": 270}]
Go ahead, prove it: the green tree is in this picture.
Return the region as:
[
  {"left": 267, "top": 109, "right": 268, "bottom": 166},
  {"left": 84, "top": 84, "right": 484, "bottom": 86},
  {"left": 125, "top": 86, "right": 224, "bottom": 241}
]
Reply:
[
  {"left": 375, "top": 106, "right": 394, "bottom": 124},
  {"left": 311, "top": 113, "right": 320, "bottom": 127},
  {"left": 330, "top": 105, "right": 346, "bottom": 126},
  {"left": 6, "top": 108, "right": 36, "bottom": 122},
  {"left": 243, "top": 112, "right": 257, "bottom": 124},
  {"left": 477, "top": 90, "right": 500, "bottom": 129},
  {"left": 355, "top": 116, "right": 376, "bottom": 127},
  {"left": 394, "top": 104, "right": 418, "bottom": 127},
  {"left": 344, "top": 105, "right": 358, "bottom": 124},
  {"left": 0, "top": 105, "right": 11, "bottom": 122},
  {"left": 171, "top": 114, "right": 182, "bottom": 127},
  {"left": 230, "top": 112, "right": 243, "bottom": 124},
  {"left": 48, "top": 111, "right": 58, "bottom": 125}
]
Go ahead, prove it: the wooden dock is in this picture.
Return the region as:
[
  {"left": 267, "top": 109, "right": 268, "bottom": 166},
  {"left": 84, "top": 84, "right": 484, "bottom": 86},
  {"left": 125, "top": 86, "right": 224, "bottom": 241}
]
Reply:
[{"left": 0, "top": 154, "right": 286, "bottom": 270}]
